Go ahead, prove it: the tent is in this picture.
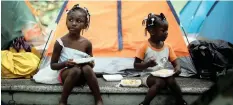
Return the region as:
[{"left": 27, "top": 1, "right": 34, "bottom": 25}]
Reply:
[
  {"left": 40, "top": 1, "right": 194, "bottom": 76},
  {"left": 2, "top": 1, "right": 196, "bottom": 78},
  {"left": 170, "top": 1, "right": 188, "bottom": 17},
  {"left": 1, "top": 1, "right": 36, "bottom": 50},
  {"left": 198, "top": 1, "right": 233, "bottom": 44},
  {"left": 179, "top": 1, "right": 233, "bottom": 44},
  {"left": 179, "top": 1, "right": 216, "bottom": 34},
  {"left": 45, "top": 1, "right": 189, "bottom": 57}
]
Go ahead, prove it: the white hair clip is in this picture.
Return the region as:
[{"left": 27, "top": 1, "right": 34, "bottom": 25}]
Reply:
[
  {"left": 151, "top": 18, "right": 155, "bottom": 25},
  {"left": 76, "top": 4, "right": 80, "bottom": 7}
]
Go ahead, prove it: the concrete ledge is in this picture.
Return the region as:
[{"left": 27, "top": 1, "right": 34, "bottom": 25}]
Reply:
[
  {"left": 1, "top": 77, "right": 213, "bottom": 105},
  {"left": 1, "top": 92, "right": 199, "bottom": 105},
  {"left": 1, "top": 77, "right": 213, "bottom": 94}
]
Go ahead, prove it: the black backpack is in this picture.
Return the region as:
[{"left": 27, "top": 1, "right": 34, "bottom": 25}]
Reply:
[{"left": 188, "top": 40, "right": 233, "bottom": 81}]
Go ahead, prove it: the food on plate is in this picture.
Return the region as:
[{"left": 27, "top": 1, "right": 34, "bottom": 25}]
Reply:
[{"left": 120, "top": 79, "right": 141, "bottom": 87}]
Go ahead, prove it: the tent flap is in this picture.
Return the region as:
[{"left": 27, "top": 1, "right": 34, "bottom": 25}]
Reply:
[
  {"left": 46, "top": 1, "right": 189, "bottom": 57},
  {"left": 1, "top": 1, "right": 36, "bottom": 50}
]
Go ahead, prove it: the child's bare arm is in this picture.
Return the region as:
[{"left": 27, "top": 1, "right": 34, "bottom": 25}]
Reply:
[
  {"left": 50, "top": 41, "right": 75, "bottom": 70},
  {"left": 171, "top": 59, "right": 181, "bottom": 75},
  {"left": 86, "top": 41, "right": 94, "bottom": 68},
  {"left": 134, "top": 57, "right": 156, "bottom": 70},
  {"left": 168, "top": 44, "right": 181, "bottom": 76}
]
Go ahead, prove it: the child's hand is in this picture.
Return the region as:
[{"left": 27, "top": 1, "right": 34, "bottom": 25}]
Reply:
[
  {"left": 89, "top": 61, "right": 95, "bottom": 68},
  {"left": 174, "top": 68, "right": 181, "bottom": 76},
  {"left": 146, "top": 59, "right": 157, "bottom": 67},
  {"left": 65, "top": 59, "right": 76, "bottom": 67}
]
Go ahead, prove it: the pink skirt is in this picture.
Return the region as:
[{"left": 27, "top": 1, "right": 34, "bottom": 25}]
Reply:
[
  {"left": 57, "top": 68, "right": 86, "bottom": 86},
  {"left": 58, "top": 68, "right": 66, "bottom": 85}
]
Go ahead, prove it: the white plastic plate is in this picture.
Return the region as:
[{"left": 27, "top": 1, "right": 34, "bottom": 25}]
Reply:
[
  {"left": 150, "top": 69, "right": 175, "bottom": 78},
  {"left": 103, "top": 74, "right": 123, "bottom": 82},
  {"left": 73, "top": 57, "right": 95, "bottom": 64}
]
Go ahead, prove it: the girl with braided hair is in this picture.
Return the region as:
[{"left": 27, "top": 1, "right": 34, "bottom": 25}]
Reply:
[
  {"left": 50, "top": 4, "right": 103, "bottom": 105},
  {"left": 134, "top": 13, "right": 187, "bottom": 105}
]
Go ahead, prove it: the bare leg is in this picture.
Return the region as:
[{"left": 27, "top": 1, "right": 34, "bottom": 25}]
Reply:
[
  {"left": 165, "top": 76, "right": 187, "bottom": 105},
  {"left": 82, "top": 65, "right": 103, "bottom": 105},
  {"left": 59, "top": 67, "right": 82, "bottom": 105},
  {"left": 140, "top": 75, "right": 166, "bottom": 105}
]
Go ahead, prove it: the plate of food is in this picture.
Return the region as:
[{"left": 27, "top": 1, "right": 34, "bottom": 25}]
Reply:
[
  {"left": 73, "top": 57, "right": 95, "bottom": 64},
  {"left": 150, "top": 69, "right": 175, "bottom": 78},
  {"left": 120, "top": 79, "right": 142, "bottom": 87}
]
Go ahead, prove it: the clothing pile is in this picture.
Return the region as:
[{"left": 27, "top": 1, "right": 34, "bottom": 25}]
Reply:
[{"left": 1, "top": 36, "right": 40, "bottom": 79}]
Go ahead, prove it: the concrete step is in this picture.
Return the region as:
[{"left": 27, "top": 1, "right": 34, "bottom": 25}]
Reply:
[{"left": 1, "top": 77, "right": 213, "bottom": 105}]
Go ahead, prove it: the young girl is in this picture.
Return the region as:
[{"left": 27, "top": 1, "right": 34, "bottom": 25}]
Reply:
[
  {"left": 134, "top": 13, "right": 188, "bottom": 105},
  {"left": 50, "top": 4, "right": 103, "bottom": 105}
]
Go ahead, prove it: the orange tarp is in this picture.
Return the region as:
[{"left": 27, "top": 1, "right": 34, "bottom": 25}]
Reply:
[
  {"left": 46, "top": 1, "right": 119, "bottom": 57},
  {"left": 121, "top": 1, "right": 189, "bottom": 57},
  {"left": 43, "top": 1, "right": 189, "bottom": 57}
]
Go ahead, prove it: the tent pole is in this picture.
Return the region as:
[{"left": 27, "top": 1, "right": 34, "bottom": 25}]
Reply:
[
  {"left": 167, "top": 0, "right": 180, "bottom": 25},
  {"left": 36, "top": 1, "right": 69, "bottom": 70},
  {"left": 117, "top": 0, "right": 123, "bottom": 51},
  {"left": 181, "top": 25, "right": 190, "bottom": 45}
]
